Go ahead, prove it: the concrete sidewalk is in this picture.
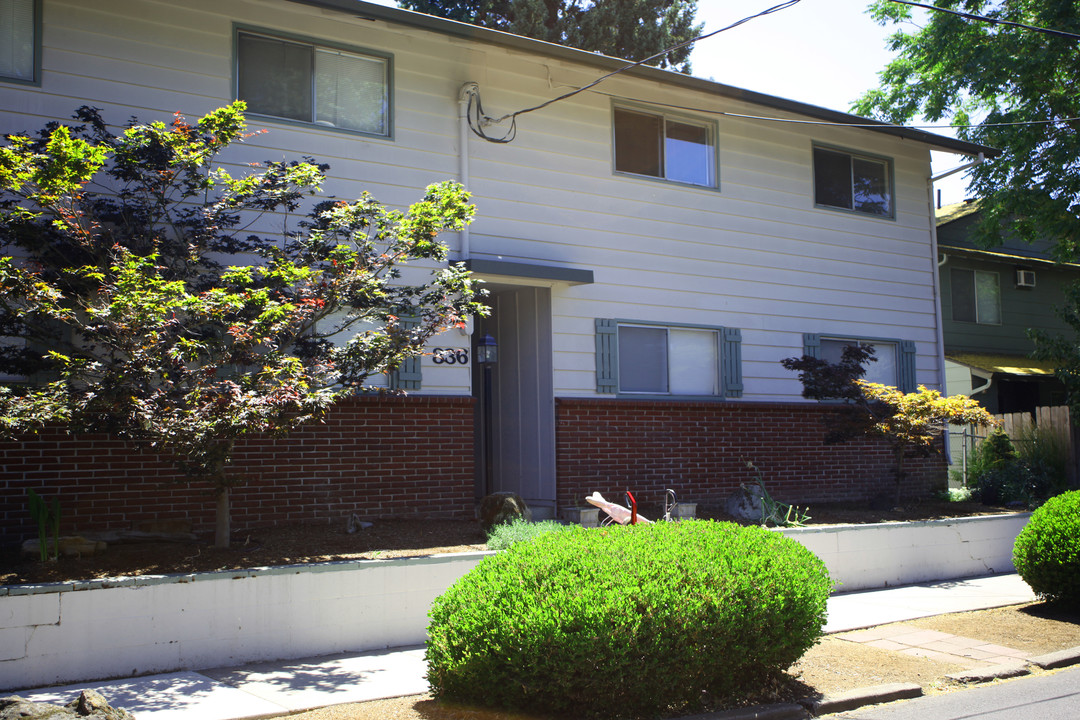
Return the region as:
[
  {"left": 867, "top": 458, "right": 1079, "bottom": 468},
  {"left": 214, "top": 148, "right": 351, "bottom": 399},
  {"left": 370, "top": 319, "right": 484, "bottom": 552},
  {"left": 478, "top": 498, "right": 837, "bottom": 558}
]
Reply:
[{"left": 7, "top": 574, "right": 1037, "bottom": 720}]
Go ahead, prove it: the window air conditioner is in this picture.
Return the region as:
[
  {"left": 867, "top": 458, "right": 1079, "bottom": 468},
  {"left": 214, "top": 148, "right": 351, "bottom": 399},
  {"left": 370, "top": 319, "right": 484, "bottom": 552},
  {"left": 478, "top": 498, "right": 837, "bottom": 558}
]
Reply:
[{"left": 1016, "top": 269, "right": 1036, "bottom": 288}]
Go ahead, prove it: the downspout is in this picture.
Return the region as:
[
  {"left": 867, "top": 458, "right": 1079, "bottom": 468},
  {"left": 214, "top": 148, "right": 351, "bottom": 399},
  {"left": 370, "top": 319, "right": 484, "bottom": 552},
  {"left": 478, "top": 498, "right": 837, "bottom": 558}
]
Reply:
[
  {"left": 928, "top": 153, "right": 986, "bottom": 467},
  {"left": 927, "top": 179, "right": 952, "bottom": 464},
  {"left": 458, "top": 82, "right": 477, "bottom": 261}
]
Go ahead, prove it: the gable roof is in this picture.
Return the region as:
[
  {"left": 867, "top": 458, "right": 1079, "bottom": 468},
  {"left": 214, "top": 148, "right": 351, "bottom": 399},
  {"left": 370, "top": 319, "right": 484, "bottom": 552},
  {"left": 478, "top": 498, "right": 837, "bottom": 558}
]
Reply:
[{"left": 287, "top": 0, "right": 997, "bottom": 159}]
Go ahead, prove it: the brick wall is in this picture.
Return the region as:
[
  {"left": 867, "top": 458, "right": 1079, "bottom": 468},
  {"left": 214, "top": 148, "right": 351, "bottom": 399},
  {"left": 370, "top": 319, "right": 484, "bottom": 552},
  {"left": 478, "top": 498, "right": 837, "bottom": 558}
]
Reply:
[
  {"left": 0, "top": 395, "right": 475, "bottom": 547},
  {"left": 3, "top": 395, "right": 951, "bottom": 549},
  {"left": 555, "top": 398, "right": 946, "bottom": 513}
]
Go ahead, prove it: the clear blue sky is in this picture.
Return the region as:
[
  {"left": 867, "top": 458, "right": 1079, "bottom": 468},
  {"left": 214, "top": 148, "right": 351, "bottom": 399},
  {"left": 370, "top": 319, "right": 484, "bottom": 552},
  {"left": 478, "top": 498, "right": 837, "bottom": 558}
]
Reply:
[{"left": 369, "top": 0, "right": 973, "bottom": 205}]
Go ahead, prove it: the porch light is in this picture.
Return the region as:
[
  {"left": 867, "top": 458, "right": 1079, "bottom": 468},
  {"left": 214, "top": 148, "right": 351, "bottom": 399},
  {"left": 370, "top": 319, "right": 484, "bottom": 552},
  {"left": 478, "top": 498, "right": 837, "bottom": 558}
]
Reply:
[{"left": 476, "top": 334, "right": 498, "bottom": 364}]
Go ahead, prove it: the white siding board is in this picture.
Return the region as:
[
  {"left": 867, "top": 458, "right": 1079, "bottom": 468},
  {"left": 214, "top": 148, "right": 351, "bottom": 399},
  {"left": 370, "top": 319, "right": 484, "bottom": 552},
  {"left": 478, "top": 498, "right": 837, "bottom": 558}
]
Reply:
[{"left": 9, "top": 0, "right": 955, "bottom": 404}]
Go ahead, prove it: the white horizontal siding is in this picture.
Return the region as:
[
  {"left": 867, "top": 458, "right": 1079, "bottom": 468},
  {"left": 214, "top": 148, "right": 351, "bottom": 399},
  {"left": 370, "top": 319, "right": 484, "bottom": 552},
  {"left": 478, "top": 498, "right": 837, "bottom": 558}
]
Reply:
[{"left": 7, "top": 0, "right": 951, "bottom": 402}]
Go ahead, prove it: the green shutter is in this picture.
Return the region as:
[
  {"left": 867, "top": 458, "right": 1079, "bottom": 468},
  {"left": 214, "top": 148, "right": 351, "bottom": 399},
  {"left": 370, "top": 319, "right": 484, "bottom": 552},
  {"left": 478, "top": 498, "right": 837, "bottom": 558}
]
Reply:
[
  {"left": 595, "top": 318, "right": 618, "bottom": 394},
  {"left": 898, "top": 339, "right": 916, "bottom": 392},
  {"left": 389, "top": 317, "right": 422, "bottom": 391},
  {"left": 721, "top": 327, "right": 743, "bottom": 398},
  {"left": 803, "top": 333, "right": 821, "bottom": 359}
]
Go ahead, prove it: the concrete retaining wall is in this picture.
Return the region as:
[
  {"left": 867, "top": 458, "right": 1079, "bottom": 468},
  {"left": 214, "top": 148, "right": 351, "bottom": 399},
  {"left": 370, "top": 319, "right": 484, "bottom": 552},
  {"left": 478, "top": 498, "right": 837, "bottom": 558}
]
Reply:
[
  {"left": 0, "top": 552, "right": 487, "bottom": 692},
  {"left": 0, "top": 513, "right": 1030, "bottom": 691},
  {"left": 778, "top": 512, "right": 1030, "bottom": 592}
]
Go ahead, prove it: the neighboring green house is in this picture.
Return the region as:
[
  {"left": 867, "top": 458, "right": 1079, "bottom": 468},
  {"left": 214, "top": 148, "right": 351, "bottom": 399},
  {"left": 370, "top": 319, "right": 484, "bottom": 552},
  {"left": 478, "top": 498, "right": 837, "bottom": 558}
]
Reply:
[{"left": 938, "top": 199, "right": 1075, "bottom": 437}]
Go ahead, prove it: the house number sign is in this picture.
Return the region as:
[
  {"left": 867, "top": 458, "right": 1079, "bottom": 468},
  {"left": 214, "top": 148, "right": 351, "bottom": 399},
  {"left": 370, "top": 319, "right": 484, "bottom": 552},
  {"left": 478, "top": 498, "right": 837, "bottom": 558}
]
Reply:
[{"left": 432, "top": 348, "right": 469, "bottom": 365}]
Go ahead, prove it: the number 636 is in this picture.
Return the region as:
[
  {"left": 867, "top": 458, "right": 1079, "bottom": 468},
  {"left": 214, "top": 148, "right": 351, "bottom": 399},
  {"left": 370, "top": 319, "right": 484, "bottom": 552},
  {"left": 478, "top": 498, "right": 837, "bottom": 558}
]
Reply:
[{"left": 432, "top": 348, "right": 469, "bottom": 365}]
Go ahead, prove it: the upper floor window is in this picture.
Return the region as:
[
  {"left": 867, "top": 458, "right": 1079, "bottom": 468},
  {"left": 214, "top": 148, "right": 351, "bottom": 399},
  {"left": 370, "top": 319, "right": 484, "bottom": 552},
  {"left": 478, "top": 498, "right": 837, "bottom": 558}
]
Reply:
[
  {"left": 951, "top": 268, "right": 1001, "bottom": 324},
  {"left": 236, "top": 29, "right": 390, "bottom": 136},
  {"left": 0, "top": 0, "right": 37, "bottom": 84},
  {"left": 613, "top": 106, "right": 716, "bottom": 187},
  {"left": 813, "top": 146, "right": 893, "bottom": 217}
]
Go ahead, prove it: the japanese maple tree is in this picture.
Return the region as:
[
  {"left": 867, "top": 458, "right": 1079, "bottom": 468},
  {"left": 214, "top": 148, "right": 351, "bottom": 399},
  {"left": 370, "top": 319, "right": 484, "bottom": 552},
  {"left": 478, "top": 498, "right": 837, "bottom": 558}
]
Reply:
[{"left": 0, "top": 103, "right": 486, "bottom": 546}]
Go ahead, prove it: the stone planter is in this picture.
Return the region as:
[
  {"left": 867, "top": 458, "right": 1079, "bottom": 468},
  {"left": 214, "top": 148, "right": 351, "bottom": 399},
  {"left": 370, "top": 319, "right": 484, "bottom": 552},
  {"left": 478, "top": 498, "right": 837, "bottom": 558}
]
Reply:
[
  {"left": 561, "top": 506, "right": 600, "bottom": 528},
  {"left": 669, "top": 502, "right": 697, "bottom": 520}
]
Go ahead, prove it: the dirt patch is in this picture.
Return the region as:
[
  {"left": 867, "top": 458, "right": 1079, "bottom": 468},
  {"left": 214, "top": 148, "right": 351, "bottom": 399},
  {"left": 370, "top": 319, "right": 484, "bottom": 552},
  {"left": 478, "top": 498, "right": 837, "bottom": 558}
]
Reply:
[
  {"left": 286, "top": 603, "right": 1080, "bottom": 720},
  {"left": 1, "top": 499, "right": 1022, "bottom": 585},
  {"left": 0, "top": 518, "right": 489, "bottom": 586}
]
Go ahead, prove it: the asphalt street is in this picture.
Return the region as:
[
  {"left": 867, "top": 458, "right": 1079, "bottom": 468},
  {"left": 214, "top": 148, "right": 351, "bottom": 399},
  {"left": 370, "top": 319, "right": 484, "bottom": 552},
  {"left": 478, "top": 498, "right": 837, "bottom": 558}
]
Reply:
[{"left": 834, "top": 666, "right": 1080, "bottom": 720}]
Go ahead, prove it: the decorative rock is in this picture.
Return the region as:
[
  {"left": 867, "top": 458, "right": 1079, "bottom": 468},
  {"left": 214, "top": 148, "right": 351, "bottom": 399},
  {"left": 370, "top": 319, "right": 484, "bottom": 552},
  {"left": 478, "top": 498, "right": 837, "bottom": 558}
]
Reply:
[
  {"left": 21, "top": 537, "right": 107, "bottom": 559},
  {"left": 479, "top": 492, "right": 532, "bottom": 533},
  {"left": 0, "top": 690, "right": 135, "bottom": 719},
  {"left": 724, "top": 484, "right": 764, "bottom": 522}
]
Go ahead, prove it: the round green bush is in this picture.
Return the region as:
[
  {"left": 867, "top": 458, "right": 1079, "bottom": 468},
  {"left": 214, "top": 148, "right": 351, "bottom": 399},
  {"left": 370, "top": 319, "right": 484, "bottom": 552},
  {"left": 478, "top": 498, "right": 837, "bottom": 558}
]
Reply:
[
  {"left": 426, "top": 520, "right": 831, "bottom": 718},
  {"left": 1013, "top": 490, "right": 1080, "bottom": 607}
]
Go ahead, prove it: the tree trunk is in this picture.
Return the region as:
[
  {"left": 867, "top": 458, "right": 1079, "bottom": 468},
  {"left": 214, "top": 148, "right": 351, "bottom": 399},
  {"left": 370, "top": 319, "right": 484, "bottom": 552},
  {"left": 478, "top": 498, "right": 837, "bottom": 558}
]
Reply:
[
  {"left": 215, "top": 487, "right": 231, "bottom": 548},
  {"left": 894, "top": 448, "right": 906, "bottom": 507}
]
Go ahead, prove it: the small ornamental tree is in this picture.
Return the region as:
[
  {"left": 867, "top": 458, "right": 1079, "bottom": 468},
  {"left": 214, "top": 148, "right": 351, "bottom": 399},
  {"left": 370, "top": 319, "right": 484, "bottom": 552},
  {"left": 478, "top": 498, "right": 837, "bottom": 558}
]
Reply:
[
  {"left": 782, "top": 346, "right": 998, "bottom": 504},
  {"left": 0, "top": 103, "right": 487, "bottom": 547}
]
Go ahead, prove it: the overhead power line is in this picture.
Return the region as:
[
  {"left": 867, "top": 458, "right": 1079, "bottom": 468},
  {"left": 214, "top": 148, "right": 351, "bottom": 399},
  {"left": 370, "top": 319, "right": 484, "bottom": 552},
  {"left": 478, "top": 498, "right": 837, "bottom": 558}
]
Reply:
[
  {"left": 587, "top": 90, "right": 1080, "bottom": 131},
  {"left": 888, "top": 0, "right": 1080, "bottom": 41},
  {"left": 467, "top": 0, "right": 802, "bottom": 142}
]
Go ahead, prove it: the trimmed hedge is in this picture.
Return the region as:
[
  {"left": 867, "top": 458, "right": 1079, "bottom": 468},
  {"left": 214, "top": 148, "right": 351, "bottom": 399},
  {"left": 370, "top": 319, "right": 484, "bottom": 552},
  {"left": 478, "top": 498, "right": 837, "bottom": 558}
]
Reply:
[
  {"left": 1013, "top": 490, "right": 1080, "bottom": 607},
  {"left": 426, "top": 520, "right": 831, "bottom": 718}
]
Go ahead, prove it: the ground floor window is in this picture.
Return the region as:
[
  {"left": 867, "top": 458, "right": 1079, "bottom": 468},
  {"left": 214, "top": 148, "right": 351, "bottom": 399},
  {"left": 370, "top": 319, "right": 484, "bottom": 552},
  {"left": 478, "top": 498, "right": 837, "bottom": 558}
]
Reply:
[
  {"left": 595, "top": 319, "right": 742, "bottom": 398},
  {"left": 805, "top": 333, "right": 916, "bottom": 391}
]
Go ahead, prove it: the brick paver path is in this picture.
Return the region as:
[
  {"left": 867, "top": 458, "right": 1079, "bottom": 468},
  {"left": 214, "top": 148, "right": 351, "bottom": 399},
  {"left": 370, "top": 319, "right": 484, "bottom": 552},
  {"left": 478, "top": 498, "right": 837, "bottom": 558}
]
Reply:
[{"left": 835, "top": 626, "right": 1031, "bottom": 666}]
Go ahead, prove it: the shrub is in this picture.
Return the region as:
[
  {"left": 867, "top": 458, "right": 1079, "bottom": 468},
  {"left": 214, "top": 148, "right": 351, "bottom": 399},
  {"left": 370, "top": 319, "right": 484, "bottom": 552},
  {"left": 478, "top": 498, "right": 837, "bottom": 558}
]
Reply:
[
  {"left": 1013, "top": 490, "right": 1080, "bottom": 607},
  {"left": 485, "top": 518, "right": 568, "bottom": 551},
  {"left": 427, "top": 520, "right": 831, "bottom": 718},
  {"left": 937, "top": 486, "right": 972, "bottom": 503},
  {"left": 1014, "top": 423, "right": 1071, "bottom": 498},
  {"left": 975, "top": 462, "right": 1047, "bottom": 507},
  {"left": 968, "top": 427, "right": 1065, "bottom": 507}
]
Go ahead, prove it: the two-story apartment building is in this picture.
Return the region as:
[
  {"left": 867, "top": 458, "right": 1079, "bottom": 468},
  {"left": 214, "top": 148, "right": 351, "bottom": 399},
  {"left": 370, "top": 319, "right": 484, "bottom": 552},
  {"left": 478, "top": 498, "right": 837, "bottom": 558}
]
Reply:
[{"left": 0, "top": 0, "right": 997, "bottom": 541}]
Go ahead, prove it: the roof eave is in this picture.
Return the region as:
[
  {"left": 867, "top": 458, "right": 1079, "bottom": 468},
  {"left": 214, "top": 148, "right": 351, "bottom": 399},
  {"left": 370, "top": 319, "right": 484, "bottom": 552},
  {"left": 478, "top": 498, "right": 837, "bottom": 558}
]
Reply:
[{"left": 285, "top": 0, "right": 998, "bottom": 159}]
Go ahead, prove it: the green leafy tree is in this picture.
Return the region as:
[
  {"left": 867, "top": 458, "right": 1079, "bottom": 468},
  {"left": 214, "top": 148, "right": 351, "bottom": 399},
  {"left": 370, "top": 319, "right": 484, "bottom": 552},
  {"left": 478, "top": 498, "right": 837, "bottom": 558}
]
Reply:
[
  {"left": 854, "top": 0, "right": 1080, "bottom": 260},
  {"left": 0, "top": 103, "right": 487, "bottom": 547},
  {"left": 783, "top": 347, "right": 998, "bottom": 504},
  {"left": 398, "top": 0, "right": 703, "bottom": 73},
  {"left": 1031, "top": 282, "right": 1080, "bottom": 421}
]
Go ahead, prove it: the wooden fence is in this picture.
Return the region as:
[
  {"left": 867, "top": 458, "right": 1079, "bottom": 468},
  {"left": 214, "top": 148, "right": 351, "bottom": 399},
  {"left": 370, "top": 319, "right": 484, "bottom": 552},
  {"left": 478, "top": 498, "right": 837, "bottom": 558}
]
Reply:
[{"left": 954, "top": 405, "right": 1078, "bottom": 486}]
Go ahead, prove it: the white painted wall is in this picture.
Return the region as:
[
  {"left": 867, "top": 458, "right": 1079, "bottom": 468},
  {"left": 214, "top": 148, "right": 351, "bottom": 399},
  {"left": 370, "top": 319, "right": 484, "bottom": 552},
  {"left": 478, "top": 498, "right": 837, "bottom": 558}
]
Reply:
[
  {"left": 0, "top": 552, "right": 487, "bottom": 692},
  {"left": 778, "top": 513, "right": 1030, "bottom": 593},
  {"left": 3, "top": 0, "right": 954, "bottom": 402}
]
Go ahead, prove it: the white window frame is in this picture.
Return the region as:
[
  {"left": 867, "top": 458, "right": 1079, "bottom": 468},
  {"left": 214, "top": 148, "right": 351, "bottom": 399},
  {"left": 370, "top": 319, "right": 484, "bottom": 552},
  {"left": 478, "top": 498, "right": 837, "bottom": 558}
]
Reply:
[
  {"left": 950, "top": 268, "right": 1001, "bottom": 325},
  {"left": 812, "top": 144, "right": 894, "bottom": 218},
  {"left": 0, "top": 0, "right": 39, "bottom": 86},
  {"left": 235, "top": 27, "right": 392, "bottom": 138},
  {"left": 617, "top": 322, "right": 720, "bottom": 396},
  {"left": 819, "top": 337, "right": 898, "bottom": 388},
  {"left": 612, "top": 103, "right": 717, "bottom": 188}
]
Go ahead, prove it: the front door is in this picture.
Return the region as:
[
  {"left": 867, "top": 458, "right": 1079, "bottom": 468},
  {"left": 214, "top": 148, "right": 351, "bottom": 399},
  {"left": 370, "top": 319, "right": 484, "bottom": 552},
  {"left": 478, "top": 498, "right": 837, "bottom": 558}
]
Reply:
[{"left": 473, "top": 286, "right": 556, "bottom": 517}]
